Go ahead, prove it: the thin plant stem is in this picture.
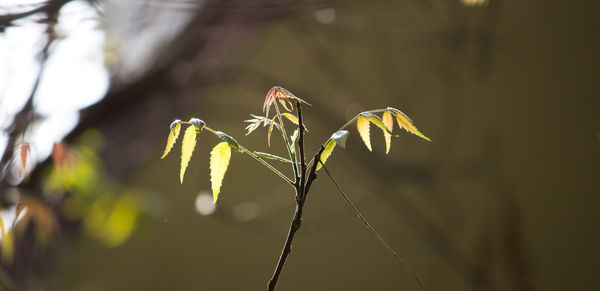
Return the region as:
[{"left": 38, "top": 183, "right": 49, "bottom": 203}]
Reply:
[
  {"left": 200, "top": 124, "right": 294, "bottom": 185},
  {"left": 318, "top": 161, "right": 429, "bottom": 291},
  {"left": 267, "top": 104, "right": 322, "bottom": 291},
  {"left": 273, "top": 102, "right": 299, "bottom": 182}
]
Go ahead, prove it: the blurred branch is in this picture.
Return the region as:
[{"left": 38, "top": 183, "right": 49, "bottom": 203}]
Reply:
[
  {"left": 0, "top": 3, "right": 64, "bottom": 190},
  {"left": 0, "top": 0, "right": 71, "bottom": 29}
]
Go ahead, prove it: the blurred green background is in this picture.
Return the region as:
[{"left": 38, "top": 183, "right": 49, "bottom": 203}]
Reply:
[{"left": 1, "top": 0, "right": 599, "bottom": 290}]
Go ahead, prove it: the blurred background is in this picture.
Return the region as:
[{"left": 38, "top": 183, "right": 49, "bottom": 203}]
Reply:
[{"left": 0, "top": 0, "right": 599, "bottom": 290}]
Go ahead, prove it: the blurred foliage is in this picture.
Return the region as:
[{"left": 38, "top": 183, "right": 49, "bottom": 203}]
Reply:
[
  {"left": 43, "top": 130, "right": 144, "bottom": 248},
  {"left": 0, "top": 129, "right": 148, "bottom": 280}
]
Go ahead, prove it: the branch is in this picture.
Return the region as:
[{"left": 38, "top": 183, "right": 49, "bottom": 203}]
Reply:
[
  {"left": 0, "top": 0, "right": 71, "bottom": 28},
  {"left": 267, "top": 105, "right": 323, "bottom": 290},
  {"left": 0, "top": 3, "right": 64, "bottom": 188},
  {"left": 318, "top": 161, "right": 429, "bottom": 291},
  {"left": 297, "top": 101, "right": 307, "bottom": 194}
]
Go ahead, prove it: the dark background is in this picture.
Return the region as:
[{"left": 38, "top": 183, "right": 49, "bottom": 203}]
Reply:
[{"left": 1, "top": 0, "right": 599, "bottom": 290}]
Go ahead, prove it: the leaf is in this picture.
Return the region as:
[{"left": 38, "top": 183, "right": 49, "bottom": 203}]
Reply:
[
  {"left": 161, "top": 121, "right": 181, "bottom": 159},
  {"left": 330, "top": 130, "right": 350, "bottom": 148},
  {"left": 382, "top": 110, "right": 394, "bottom": 154},
  {"left": 281, "top": 113, "right": 299, "bottom": 125},
  {"left": 356, "top": 115, "right": 372, "bottom": 151},
  {"left": 216, "top": 131, "right": 240, "bottom": 151},
  {"left": 282, "top": 113, "right": 309, "bottom": 131},
  {"left": 20, "top": 143, "right": 30, "bottom": 168},
  {"left": 210, "top": 142, "right": 232, "bottom": 203},
  {"left": 361, "top": 112, "right": 393, "bottom": 135},
  {"left": 290, "top": 129, "right": 299, "bottom": 144},
  {"left": 389, "top": 108, "right": 431, "bottom": 142},
  {"left": 0, "top": 218, "right": 14, "bottom": 264},
  {"left": 189, "top": 118, "right": 205, "bottom": 130},
  {"left": 263, "top": 86, "right": 311, "bottom": 119},
  {"left": 317, "top": 140, "right": 336, "bottom": 170},
  {"left": 255, "top": 152, "right": 292, "bottom": 163},
  {"left": 180, "top": 125, "right": 198, "bottom": 183},
  {"left": 278, "top": 96, "right": 293, "bottom": 112},
  {"left": 289, "top": 129, "right": 299, "bottom": 162}
]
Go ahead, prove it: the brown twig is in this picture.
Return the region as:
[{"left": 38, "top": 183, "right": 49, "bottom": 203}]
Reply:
[{"left": 267, "top": 102, "right": 323, "bottom": 291}]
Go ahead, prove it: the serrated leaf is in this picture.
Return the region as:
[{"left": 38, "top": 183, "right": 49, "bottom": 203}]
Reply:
[
  {"left": 394, "top": 111, "right": 431, "bottom": 142},
  {"left": 356, "top": 115, "right": 372, "bottom": 151},
  {"left": 330, "top": 130, "right": 350, "bottom": 148},
  {"left": 317, "top": 140, "right": 336, "bottom": 170},
  {"left": 216, "top": 131, "right": 240, "bottom": 151},
  {"left": 255, "top": 152, "right": 292, "bottom": 163},
  {"left": 382, "top": 110, "right": 394, "bottom": 154},
  {"left": 210, "top": 142, "right": 231, "bottom": 203},
  {"left": 180, "top": 125, "right": 198, "bottom": 183},
  {"left": 161, "top": 122, "right": 181, "bottom": 159},
  {"left": 361, "top": 112, "right": 393, "bottom": 135}
]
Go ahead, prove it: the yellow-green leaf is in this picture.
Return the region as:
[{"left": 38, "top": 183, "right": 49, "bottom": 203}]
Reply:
[
  {"left": 180, "top": 125, "right": 198, "bottom": 183},
  {"left": 281, "top": 113, "right": 298, "bottom": 124},
  {"left": 362, "top": 112, "right": 392, "bottom": 135},
  {"left": 356, "top": 115, "right": 372, "bottom": 151},
  {"left": 317, "top": 140, "right": 336, "bottom": 170},
  {"left": 394, "top": 111, "right": 431, "bottom": 142},
  {"left": 281, "top": 113, "right": 308, "bottom": 131},
  {"left": 0, "top": 218, "right": 14, "bottom": 265},
  {"left": 210, "top": 142, "right": 232, "bottom": 203},
  {"left": 161, "top": 122, "right": 181, "bottom": 159},
  {"left": 382, "top": 110, "right": 394, "bottom": 154},
  {"left": 330, "top": 130, "right": 350, "bottom": 148}
]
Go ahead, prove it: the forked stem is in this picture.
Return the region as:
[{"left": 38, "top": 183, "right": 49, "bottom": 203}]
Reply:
[
  {"left": 200, "top": 123, "right": 294, "bottom": 185},
  {"left": 267, "top": 103, "right": 322, "bottom": 291}
]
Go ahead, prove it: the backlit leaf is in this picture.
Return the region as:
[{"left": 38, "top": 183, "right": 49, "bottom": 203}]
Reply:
[
  {"left": 161, "top": 121, "right": 181, "bottom": 159},
  {"left": 361, "top": 112, "right": 393, "bottom": 135},
  {"left": 389, "top": 108, "right": 431, "bottom": 142},
  {"left": 282, "top": 113, "right": 309, "bottom": 131},
  {"left": 317, "top": 140, "right": 336, "bottom": 170},
  {"left": 382, "top": 110, "right": 394, "bottom": 154},
  {"left": 264, "top": 86, "right": 311, "bottom": 119},
  {"left": 216, "top": 131, "right": 240, "bottom": 151},
  {"left": 189, "top": 118, "right": 205, "bottom": 130},
  {"left": 180, "top": 125, "right": 198, "bottom": 183},
  {"left": 356, "top": 115, "right": 372, "bottom": 151},
  {"left": 282, "top": 113, "right": 299, "bottom": 125},
  {"left": 290, "top": 129, "right": 299, "bottom": 162},
  {"left": 210, "top": 142, "right": 232, "bottom": 203},
  {"left": 330, "top": 130, "right": 350, "bottom": 148},
  {"left": 20, "top": 143, "right": 30, "bottom": 168},
  {"left": 0, "top": 219, "right": 14, "bottom": 264}
]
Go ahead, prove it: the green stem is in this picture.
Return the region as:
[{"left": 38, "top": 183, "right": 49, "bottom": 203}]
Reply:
[
  {"left": 202, "top": 124, "right": 294, "bottom": 185},
  {"left": 273, "top": 102, "right": 299, "bottom": 183},
  {"left": 239, "top": 146, "right": 294, "bottom": 185}
]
